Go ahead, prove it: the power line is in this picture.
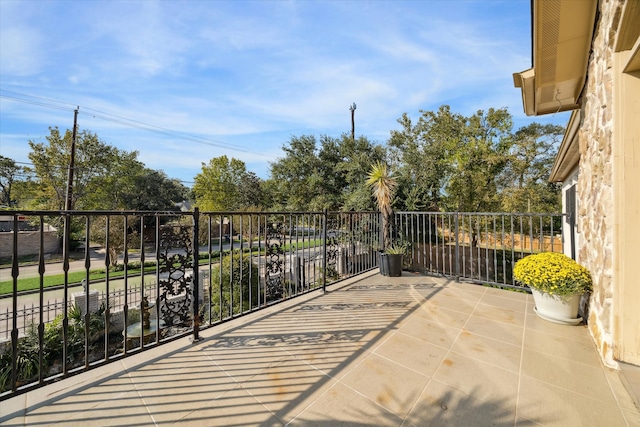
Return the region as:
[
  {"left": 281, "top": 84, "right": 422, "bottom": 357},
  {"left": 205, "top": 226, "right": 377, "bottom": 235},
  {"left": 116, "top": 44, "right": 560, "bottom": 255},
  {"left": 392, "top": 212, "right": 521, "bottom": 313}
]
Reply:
[{"left": 0, "top": 90, "right": 274, "bottom": 157}]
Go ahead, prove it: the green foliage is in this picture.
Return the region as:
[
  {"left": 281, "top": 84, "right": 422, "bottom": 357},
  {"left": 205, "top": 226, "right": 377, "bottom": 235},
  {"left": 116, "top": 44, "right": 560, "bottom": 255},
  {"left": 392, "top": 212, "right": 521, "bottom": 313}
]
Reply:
[
  {"left": 119, "top": 169, "right": 188, "bottom": 211},
  {"left": 27, "top": 127, "right": 134, "bottom": 210},
  {"left": 0, "top": 155, "right": 24, "bottom": 206},
  {"left": 499, "top": 123, "right": 564, "bottom": 213},
  {"left": 366, "top": 162, "right": 396, "bottom": 249},
  {"left": 513, "top": 252, "right": 592, "bottom": 296},
  {"left": 268, "top": 134, "right": 384, "bottom": 211},
  {"left": 193, "top": 155, "right": 262, "bottom": 211},
  {"left": 209, "top": 251, "right": 260, "bottom": 319},
  {"left": 384, "top": 243, "right": 407, "bottom": 255},
  {"left": 388, "top": 105, "right": 561, "bottom": 214},
  {"left": 22, "top": 127, "right": 187, "bottom": 211},
  {"left": 89, "top": 215, "right": 142, "bottom": 267},
  {"left": 0, "top": 302, "right": 114, "bottom": 392}
]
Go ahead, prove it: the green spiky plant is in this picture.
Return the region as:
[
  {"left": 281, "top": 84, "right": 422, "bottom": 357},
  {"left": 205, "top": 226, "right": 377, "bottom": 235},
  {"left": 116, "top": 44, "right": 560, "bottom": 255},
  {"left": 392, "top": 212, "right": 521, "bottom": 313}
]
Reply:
[{"left": 366, "top": 162, "right": 397, "bottom": 250}]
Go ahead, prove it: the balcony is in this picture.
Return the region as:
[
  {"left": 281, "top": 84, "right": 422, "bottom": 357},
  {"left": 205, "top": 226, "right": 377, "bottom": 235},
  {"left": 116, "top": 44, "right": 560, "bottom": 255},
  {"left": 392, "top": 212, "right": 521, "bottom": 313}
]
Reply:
[{"left": 2, "top": 271, "right": 638, "bottom": 425}]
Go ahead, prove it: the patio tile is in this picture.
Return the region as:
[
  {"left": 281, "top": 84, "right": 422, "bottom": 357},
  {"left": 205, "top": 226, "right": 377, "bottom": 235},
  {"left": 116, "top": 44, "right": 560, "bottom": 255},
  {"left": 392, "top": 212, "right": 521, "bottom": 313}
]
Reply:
[
  {"left": 129, "top": 365, "right": 241, "bottom": 423},
  {"left": 524, "top": 312, "right": 593, "bottom": 343},
  {"left": 24, "top": 389, "right": 154, "bottom": 426},
  {"left": 463, "top": 314, "right": 524, "bottom": 347},
  {"left": 432, "top": 351, "right": 519, "bottom": 403},
  {"left": 428, "top": 292, "right": 478, "bottom": 314},
  {"left": 523, "top": 328, "right": 602, "bottom": 367},
  {"left": 443, "top": 281, "right": 486, "bottom": 294},
  {"left": 622, "top": 408, "right": 640, "bottom": 426},
  {"left": 472, "top": 302, "right": 525, "bottom": 327},
  {"left": 175, "top": 384, "right": 281, "bottom": 426},
  {"left": 521, "top": 348, "right": 617, "bottom": 404},
  {"left": 236, "top": 356, "right": 337, "bottom": 417},
  {"left": 483, "top": 285, "right": 530, "bottom": 300},
  {"left": 2, "top": 273, "right": 637, "bottom": 427},
  {"left": 479, "top": 291, "right": 528, "bottom": 311},
  {"left": 604, "top": 367, "right": 640, "bottom": 412},
  {"left": 374, "top": 331, "right": 449, "bottom": 377},
  {"left": 517, "top": 375, "right": 627, "bottom": 427},
  {"left": 406, "top": 379, "right": 518, "bottom": 426},
  {"left": 287, "top": 382, "right": 405, "bottom": 426},
  {"left": 450, "top": 330, "right": 522, "bottom": 373},
  {"left": 398, "top": 314, "right": 461, "bottom": 349},
  {"left": 413, "top": 303, "right": 472, "bottom": 329},
  {"left": 434, "top": 286, "right": 484, "bottom": 303},
  {"left": 282, "top": 335, "right": 375, "bottom": 379},
  {"left": 340, "top": 353, "right": 430, "bottom": 418},
  {"left": 0, "top": 393, "right": 26, "bottom": 423}
]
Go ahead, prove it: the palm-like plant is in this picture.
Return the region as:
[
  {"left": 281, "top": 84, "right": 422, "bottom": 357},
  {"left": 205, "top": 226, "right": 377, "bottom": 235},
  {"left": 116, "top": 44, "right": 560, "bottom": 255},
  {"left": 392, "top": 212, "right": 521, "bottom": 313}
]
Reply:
[{"left": 366, "top": 162, "right": 397, "bottom": 249}]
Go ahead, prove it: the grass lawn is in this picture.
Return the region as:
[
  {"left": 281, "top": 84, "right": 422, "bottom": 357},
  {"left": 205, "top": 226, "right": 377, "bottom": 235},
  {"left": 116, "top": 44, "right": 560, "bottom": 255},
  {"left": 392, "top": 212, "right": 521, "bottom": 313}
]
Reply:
[
  {"left": 0, "top": 240, "right": 325, "bottom": 296},
  {"left": 0, "top": 266, "right": 158, "bottom": 296}
]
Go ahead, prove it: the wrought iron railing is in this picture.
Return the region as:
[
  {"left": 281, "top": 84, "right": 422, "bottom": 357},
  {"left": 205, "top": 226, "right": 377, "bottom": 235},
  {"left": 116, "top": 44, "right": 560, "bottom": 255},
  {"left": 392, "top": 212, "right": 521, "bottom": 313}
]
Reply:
[
  {"left": 0, "top": 209, "right": 571, "bottom": 399},
  {"left": 394, "top": 212, "right": 571, "bottom": 289},
  {"left": 0, "top": 209, "right": 379, "bottom": 400}
]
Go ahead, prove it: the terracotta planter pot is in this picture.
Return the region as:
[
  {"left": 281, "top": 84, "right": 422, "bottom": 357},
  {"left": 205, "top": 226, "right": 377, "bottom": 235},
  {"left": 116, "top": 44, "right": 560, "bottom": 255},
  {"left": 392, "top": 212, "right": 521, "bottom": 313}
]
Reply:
[{"left": 531, "top": 288, "right": 583, "bottom": 325}]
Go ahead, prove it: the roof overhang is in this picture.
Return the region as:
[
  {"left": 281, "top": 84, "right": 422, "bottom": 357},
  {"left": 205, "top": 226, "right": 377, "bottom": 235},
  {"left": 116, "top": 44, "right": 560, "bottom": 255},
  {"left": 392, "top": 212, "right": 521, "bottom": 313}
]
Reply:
[
  {"left": 549, "top": 109, "right": 581, "bottom": 182},
  {"left": 513, "top": 0, "right": 598, "bottom": 116}
]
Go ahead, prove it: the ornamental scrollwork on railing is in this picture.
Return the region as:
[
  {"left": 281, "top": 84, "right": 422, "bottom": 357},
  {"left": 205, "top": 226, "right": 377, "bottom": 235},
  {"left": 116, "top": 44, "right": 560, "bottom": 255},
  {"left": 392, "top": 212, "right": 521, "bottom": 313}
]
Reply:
[
  {"left": 264, "top": 221, "right": 285, "bottom": 302},
  {"left": 325, "top": 214, "right": 340, "bottom": 279},
  {"left": 157, "top": 224, "right": 193, "bottom": 327}
]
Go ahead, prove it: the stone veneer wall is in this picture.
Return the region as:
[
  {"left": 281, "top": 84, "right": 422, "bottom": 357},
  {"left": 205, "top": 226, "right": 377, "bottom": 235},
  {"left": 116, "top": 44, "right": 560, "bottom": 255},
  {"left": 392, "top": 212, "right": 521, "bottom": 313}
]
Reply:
[
  {"left": 577, "top": 0, "right": 623, "bottom": 368},
  {"left": 0, "top": 231, "right": 60, "bottom": 259}
]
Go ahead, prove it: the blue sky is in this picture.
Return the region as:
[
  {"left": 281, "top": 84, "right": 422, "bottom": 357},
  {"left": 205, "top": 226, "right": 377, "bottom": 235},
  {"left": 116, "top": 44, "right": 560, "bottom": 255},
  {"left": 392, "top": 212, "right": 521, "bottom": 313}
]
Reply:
[{"left": 0, "top": 0, "right": 569, "bottom": 185}]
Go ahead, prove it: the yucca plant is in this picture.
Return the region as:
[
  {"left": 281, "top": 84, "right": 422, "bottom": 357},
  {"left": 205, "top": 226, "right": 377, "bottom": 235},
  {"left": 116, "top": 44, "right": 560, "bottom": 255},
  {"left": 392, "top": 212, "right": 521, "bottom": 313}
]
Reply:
[{"left": 366, "top": 162, "right": 397, "bottom": 250}]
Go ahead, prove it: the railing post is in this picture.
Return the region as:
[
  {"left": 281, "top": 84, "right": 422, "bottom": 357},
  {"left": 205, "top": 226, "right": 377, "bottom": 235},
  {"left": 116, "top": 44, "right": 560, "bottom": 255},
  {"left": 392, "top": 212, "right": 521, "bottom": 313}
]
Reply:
[
  {"left": 11, "top": 215, "right": 19, "bottom": 392},
  {"left": 322, "top": 209, "right": 327, "bottom": 293},
  {"left": 454, "top": 212, "right": 460, "bottom": 282},
  {"left": 192, "top": 208, "right": 201, "bottom": 342},
  {"left": 568, "top": 212, "right": 576, "bottom": 260},
  {"left": 62, "top": 213, "right": 70, "bottom": 375}
]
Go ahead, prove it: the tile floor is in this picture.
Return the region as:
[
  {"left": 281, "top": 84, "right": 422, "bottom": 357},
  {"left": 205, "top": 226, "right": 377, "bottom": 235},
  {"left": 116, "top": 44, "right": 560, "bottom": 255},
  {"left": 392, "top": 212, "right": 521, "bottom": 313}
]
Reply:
[{"left": 1, "top": 271, "right": 638, "bottom": 426}]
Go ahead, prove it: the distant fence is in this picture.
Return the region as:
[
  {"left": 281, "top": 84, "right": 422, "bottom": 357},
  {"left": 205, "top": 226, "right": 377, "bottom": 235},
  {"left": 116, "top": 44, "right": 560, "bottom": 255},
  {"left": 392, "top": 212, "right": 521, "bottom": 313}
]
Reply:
[{"left": 0, "top": 283, "right": 163, "bottom": 340}]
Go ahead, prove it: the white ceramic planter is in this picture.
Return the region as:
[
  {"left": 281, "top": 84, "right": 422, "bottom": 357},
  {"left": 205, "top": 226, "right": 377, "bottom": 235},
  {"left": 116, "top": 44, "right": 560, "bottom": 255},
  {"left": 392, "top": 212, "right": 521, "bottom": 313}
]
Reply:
[{"left": 531, "top": 288, "right": 583, "bottom": 325}]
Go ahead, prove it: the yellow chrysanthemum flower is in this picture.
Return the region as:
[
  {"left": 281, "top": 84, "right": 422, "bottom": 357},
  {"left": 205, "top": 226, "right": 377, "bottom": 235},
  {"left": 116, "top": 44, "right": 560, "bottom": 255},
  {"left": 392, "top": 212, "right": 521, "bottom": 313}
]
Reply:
[{"left": 513, "top": 252, "right": 592, "bottom": 296}]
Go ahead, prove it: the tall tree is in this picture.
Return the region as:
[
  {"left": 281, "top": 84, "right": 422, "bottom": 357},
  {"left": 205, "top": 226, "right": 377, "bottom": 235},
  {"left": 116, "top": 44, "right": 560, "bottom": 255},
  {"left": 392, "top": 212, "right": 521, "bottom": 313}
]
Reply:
[
  {"left": 193, "top": 155, "right": 250, "bottom": 211},
  {"left": 269, "top": 134, "right": 385, "bottom": 211},
  {"left": 237, "top": 171, "right": 264, "bottom": 209},
  {"left": 28, "top": 127, "right": 137, "bottom": 210},
  {"left": 0, "top": 156, "right": 24, "bottom": 206},
  {"left": 500, "top": 123, "right": 563, "bottom": 212},
  {"left": 389, "top": 105, "right": 462, "bottom": 211},
  {"left": 269, "top": 135, "right": 320, "bottom": 211},
  {"left": 389, "top": 105, "right": 514, "bottom": 213},
  {"left": 337, "top": 134, "right": 386, "bottom": 211},
  {"left": 446, "top": 108, "right": 513, "bottom": 212},
  {"left": 120, "top": 169, "right": 188, "bottom": 211}
]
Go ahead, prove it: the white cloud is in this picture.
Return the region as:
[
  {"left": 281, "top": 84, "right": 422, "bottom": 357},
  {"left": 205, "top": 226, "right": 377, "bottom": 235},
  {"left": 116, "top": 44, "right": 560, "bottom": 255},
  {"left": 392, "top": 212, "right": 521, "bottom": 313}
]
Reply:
[{"left": 0, "top": 0, "right": 565, "bottom": 184}]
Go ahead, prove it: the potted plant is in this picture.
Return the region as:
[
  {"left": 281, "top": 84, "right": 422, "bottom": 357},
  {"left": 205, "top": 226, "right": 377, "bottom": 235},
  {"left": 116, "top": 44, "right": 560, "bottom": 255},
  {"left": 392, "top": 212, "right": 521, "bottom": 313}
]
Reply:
[
  {"left": 513, "top": 252, "right": 592, "bottom": 325},
  {"left": 366, "top": 162, "right": 400, "bottom": 277},
  {"left": 379, "top": 243, "right": 406, "bottom": 277}
]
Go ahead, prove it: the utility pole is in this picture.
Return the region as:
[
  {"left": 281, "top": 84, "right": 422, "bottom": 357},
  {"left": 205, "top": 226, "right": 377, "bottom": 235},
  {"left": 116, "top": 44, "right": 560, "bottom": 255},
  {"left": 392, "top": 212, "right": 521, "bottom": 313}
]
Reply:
[
  {"left": 349, "top": 102, "right": 356, "bottom": 141},
  {"left": 65, "top": 107, "right": 79, "bottom": 210}
]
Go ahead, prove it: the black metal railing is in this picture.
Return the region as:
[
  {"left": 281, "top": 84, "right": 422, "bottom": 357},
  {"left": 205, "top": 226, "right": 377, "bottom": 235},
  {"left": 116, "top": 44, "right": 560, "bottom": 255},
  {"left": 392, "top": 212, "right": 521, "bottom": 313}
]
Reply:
[
  {"left": 394, "top": 212, "right": 570, "bottom": 289},
  {"left": 0, "top": 209, "right": 379, "bottom": 399},
  {"left": 0, "top": 209, "right": 571, "bottom": 400}
]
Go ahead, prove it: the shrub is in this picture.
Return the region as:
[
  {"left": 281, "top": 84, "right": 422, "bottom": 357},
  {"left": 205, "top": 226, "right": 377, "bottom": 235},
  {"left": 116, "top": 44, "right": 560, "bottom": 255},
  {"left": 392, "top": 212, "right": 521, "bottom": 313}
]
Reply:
[
  {"left": 209, "top": 251, "right": 260, "bottom": 319},
  {"left": 513, "top": 252, "right": 592, "bottom": 296}
]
